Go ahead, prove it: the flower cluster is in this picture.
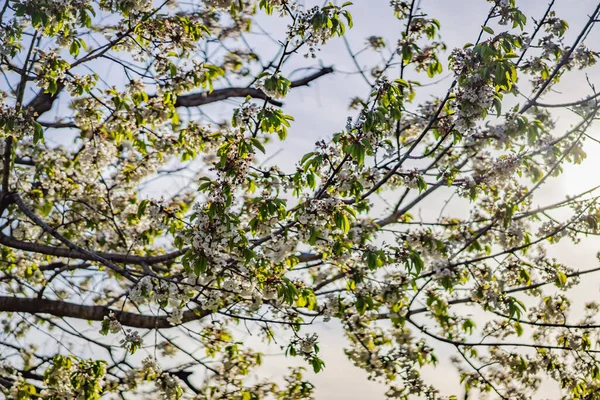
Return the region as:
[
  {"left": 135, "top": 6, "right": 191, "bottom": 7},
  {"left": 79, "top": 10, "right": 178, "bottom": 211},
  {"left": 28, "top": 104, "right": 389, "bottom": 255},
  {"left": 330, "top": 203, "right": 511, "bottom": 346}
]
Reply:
[
  {"left": 233, "top": 101, "right": 260, "bottom": 127},
  {"left": 453, "top": 79, "right": 494, "bottom": 133},
  {"left": 125, "top": 357, "right": 183, "bottom": 400},
  {"left": 298, "top": 333, "right": 318, "bottom": 358},
  {"left": 0, "top": 105, "right": 39, "bottom": 140},
  {"left": 287, "top": 4, "right": 352, "bottom": 58},
  {"left": 101, "top": 0, "right": 152, "bottom": 14},
  {"left": 190, "top": 205, "right": 244, "bottom": 271},
  {"left": 389, "top": 0, "right": 411, "bottom": 17},
  {"left": 479, "top": 154, "right": 521, "bottom": 186},
  {"left": 40, "top": 356, "right": 107, "bottom": 399},
  {"left": 255, "top": 73, "right": 291, "bottom": 100},
  {"left": 33, "top": 49, "right": 69, "bottom": 94},
  {"left": 129, "top": 276, "right": 189, "bottom": 325},
  {"left": 120, "top": 330, "right": 144, "bottom": 354},
  {"left": 100, "top": 311, "right": 123, "bottom": 334},
  {"left": 296, "top": 197, "right": 349, "bottom": 244},
  {"left": 207, "top": 0, "right": 233, "bottom": 10}
]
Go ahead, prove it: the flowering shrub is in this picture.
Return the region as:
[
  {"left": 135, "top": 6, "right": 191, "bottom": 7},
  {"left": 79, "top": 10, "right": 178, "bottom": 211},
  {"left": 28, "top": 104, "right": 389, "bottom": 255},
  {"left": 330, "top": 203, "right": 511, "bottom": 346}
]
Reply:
[{"left": 2, "top": 0, "right": 600, "bottom": 398}]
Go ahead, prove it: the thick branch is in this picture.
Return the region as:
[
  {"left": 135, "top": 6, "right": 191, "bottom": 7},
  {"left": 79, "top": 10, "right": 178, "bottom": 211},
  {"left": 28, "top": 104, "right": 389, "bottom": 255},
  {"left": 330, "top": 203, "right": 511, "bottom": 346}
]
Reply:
[
  {"left": 175, "top": 87, "right": 283, "bottom": 107},
  {"left": 26, "top": 84, "right": 64, "bottom": 116},
  {"left": 38, "top": 121, "right": 78, "bottom": 129},
  {"left": 0, "top": 296, "right": 209, "bottom": 329},
  {"left": 174, "top": 67, "right": 334, "bottom": 108},
  {"left": 289, "top": 67, "right": 334, "bottom": 88}
]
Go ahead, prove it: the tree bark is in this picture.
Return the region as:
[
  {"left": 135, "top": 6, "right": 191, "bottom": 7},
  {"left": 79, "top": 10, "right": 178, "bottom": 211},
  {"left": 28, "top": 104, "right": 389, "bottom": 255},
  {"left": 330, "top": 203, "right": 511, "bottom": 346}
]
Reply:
[{"left": 0, "top": 296, "right": 209, "bottom": 329}]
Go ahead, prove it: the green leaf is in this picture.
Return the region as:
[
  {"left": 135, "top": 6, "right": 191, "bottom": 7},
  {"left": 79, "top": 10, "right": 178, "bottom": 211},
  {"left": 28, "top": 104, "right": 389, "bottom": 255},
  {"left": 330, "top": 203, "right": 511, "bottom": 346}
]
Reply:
[
  {"left": 365, "top": 251, "right": 378, "bottom": 269},
  {"left": 514, "top": 321, "right": 524, "bottom": 337},
  {"left": 333, "top": 212, "right": 350, "bottom": 233},
  {"left": 481, "top": 25, "right": 494, "bottom": 35},
  {"left": 356, "top": 296, "right": 366, "bottom": 314},
  {"left": 493, "top": 97, "right": 502, "bottom": 117},
  {"left": 69, "top": 40, "right": 80, "bottom": 57},
  {"left": 556, "top": 271, "right": 568, "bottom": 286},
  {"left": 462, "top": 319, "right": 475, "bottom": 335},
  {"left": 250, "top": 138, "right": 266, "bottom": 153},
  {"left": 33, "top": 121, "right": 44, "bottom": 144},
  {"left": 137, "top": 200, "right": 149, "bottom": 218},
  {"left": 311, "top": 358, "right": 325, "bottom": 373},
  {"left": 301, "top": 152, "right": 315, "bottom": 165}
]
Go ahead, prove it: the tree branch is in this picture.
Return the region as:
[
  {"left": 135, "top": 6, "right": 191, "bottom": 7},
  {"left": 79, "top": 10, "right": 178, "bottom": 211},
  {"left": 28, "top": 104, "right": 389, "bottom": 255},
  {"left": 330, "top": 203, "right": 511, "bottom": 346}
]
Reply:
[
  {"left": 0, "top": 296, "right": 209, "bottom": 329},
  {"left": 11, "top": 193, "right": 134, "bottom": 280},
  {"left": 26, "top": 67, "right": 334, "bottom": 121},
  {"left": 175, "top": 86, "right": 283, "bottom": 107},
  {"left": 26, "top": 84, "right": 64, "bottom": 116},
  {"left": 0, "top": 230, "right": 183, "bottom": 266},
  {"left": 174, "top": 67, "right": 334, "bottom": 108},
  {"left": 520, "top": 3, "right": 600, "bottom": 113},
  {"left": 289, "top": 66, "right": 334, "bottom": 88},
  {"left": 0, "top": 231, "right": 319, "bottom": 267}
]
